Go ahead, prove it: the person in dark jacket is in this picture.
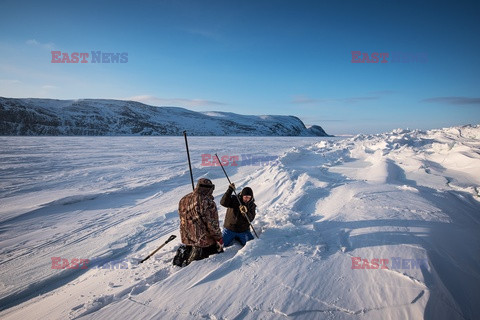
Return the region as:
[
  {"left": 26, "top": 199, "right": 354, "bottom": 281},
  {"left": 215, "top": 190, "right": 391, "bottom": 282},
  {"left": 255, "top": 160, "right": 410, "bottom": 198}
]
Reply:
[{"left": 220, "top": 183, "right": 256, "bottom": 247}]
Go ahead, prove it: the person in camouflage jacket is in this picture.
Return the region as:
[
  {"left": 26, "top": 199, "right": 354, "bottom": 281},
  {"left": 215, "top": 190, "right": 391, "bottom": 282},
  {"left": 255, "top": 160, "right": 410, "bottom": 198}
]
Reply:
[{"left": 177, "top": 178, "right": 223, "bottom": 264}]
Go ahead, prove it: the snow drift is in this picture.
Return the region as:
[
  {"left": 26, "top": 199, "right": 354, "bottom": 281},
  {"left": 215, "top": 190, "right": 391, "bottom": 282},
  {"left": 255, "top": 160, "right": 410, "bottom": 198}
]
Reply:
[{"left": 0, "top": 125, "right": 479, "bottom": 320}]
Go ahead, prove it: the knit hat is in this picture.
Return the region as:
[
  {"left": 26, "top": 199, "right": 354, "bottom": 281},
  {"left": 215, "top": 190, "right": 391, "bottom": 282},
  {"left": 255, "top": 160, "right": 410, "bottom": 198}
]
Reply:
[{"left": 241, "top": 187, "right": 253, "bottom": 197}]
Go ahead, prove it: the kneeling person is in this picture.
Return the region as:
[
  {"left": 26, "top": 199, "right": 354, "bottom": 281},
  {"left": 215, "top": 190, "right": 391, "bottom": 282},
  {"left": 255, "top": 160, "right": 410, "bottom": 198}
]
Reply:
[
  {"left": 221, "top": 184, "right": 256, "bottom": 247},
  {"left": 176, "top": 178, "right": 223, "bottom": 266}
]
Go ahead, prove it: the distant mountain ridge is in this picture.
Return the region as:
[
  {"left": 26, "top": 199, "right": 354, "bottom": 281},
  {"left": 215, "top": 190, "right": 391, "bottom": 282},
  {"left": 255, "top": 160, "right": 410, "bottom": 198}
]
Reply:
[{"left": 0, "top": 97, "right": 330, "bottom": 136}]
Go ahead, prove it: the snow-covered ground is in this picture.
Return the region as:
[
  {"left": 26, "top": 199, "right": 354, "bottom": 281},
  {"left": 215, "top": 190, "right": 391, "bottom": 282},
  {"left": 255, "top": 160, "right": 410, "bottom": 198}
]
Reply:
[{"left": 1, "top": 125, "right": 479, "bottom": 320}]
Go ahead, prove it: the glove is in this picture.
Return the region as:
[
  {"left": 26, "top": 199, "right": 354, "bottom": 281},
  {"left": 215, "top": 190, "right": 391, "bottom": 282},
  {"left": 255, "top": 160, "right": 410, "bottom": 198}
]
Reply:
[
  {"left": 216, "top": 238, "right": 224, "bottom": 252},
  {"left": 239, "top": 205, "right": 248, "bottom": 214},
  {"left": 228, "top": 183, "right": 235, "bottom": 191}
]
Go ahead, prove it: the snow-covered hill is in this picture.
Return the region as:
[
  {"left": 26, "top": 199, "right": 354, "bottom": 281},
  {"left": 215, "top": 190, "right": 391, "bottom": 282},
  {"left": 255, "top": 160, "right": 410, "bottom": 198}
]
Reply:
[
  {"left": 0, "top": 97, "right": 329, "bottom": 136},
  {"left": 0, "top": 125, "right": 479, "bottom": 319}
]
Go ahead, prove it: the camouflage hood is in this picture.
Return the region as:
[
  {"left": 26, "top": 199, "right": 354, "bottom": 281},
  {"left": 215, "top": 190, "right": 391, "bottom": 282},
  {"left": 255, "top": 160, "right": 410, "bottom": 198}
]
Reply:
[{"left": 194, "top": 178, "right": 215, "bottom": 197}]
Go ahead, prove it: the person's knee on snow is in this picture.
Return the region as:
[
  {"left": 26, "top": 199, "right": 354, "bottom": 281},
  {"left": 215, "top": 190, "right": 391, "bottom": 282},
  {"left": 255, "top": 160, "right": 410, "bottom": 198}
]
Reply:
[
  {"left": 222, "top": 228, "right": 237, "bottom": 247},
  {"left": 239, "top": 231, "right": 254, "bottom": 245}
]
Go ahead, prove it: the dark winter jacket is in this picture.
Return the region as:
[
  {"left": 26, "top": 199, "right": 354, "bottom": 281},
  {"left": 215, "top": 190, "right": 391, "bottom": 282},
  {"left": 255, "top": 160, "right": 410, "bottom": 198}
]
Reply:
[
  {"left": 221, "top": 187, "right": 256, "bottom": 233},
  {"left": 178, "top": 178, "right": 223, "bottom": 247}
]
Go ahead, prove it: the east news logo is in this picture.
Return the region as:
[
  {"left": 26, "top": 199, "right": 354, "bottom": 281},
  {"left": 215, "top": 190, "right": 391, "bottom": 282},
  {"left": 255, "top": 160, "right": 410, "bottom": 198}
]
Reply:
[
  {"left": 51, "top": 51, "right": 128, "bottom": 63},
  {"left": 351, "top": 51, "right": 427, "bottom": 63}
]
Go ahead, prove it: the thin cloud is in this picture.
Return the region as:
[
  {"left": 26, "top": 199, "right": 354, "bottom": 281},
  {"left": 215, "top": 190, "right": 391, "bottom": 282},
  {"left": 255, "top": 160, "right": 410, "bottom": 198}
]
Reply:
[
  {"left": 26, "top": 39, "right": 55, "bottom": 50},
  {"left": 368, "top": 90, "right": 397, "bottom": 95},
  {"left": 186, "top": 28, "right": 223, "bottom": 42},
  {"left": 421, "top": 96, "right": 480, "bottom": 105},
  {"left": 292, "top": 95, "right": 318, "bottom": 104},
  {"left": 291, "top": 95, "right": 379, "bottom": 105},
  {"left": 301, "top": 114, "right": 346, "bottom": 123},
  {"left": 0, "top": 79, "right": 22, "bottom": 84},
  {"left": 26, "top": 39, "right": 39, "bottom": 46},
  {"left": 42, "top": 85, "right": 58, "bottom": 90},
  {"left": 126, "top": 95, "right": 227, "bottom": 108},
  {"left": 344, "top": 96, "right": 378, "bottom": 104}
]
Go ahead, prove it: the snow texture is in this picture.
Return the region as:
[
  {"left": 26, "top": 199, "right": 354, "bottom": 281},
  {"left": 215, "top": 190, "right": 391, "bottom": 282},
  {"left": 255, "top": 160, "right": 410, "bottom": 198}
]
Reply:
[
  {"left": 0, "top": 97, "right": 330, "bottom": 137},
  {"left": 0, "top": 125, "right": 479, "bottom": 320}
]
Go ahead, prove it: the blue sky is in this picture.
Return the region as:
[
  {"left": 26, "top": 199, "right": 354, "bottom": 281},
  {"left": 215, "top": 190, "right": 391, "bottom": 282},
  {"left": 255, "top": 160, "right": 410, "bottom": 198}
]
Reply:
[{"left": 0, "top": 0, "right": 479, "bottom": 134}]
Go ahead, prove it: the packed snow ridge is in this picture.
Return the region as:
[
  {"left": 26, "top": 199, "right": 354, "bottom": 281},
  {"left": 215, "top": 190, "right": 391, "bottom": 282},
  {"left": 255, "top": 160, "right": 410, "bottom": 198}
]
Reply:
[
  {"left": 0, "top": 97, "right": 330, "bottom": 136},
  {"left": 0, "top": 124, "right": 479, "bottom": 320}
]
